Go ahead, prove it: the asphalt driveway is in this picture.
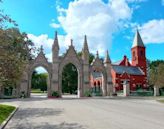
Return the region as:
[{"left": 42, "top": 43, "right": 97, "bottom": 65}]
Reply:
[{"left": 0, "top": 95, "right": 164, "bottom": 129}]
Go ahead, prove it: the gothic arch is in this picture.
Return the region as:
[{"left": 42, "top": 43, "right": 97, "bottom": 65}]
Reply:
[
  {"left": 58, "top": 45, "right": 83, "bottom": 97},
  {"left": 27, "top": 50, "right": 52, "bottom": 97},
  {"left": 90, "top": 57, "right": 107, "bottom": 96}
]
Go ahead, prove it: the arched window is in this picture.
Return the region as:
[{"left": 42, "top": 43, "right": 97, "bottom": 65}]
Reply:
[
  {"left": 140, "top": 50, "right": 143, "bottom": 56},
  {"left": 94, "top": 82, "right": 96, "bottom": 92},
  {"left": 133, "top": 51, "right": 136, "bottom": 60},
  {"left": 98, "top": 81, "right": 100, "bottom": 86}
]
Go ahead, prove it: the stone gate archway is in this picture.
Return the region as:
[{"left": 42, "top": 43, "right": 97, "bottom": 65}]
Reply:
[
  {"left": 27, "top": 48, "right": 52, "bottom": 97},
  {"left": 18, "top": 33, "right": 113, "bottom": 98},
  {"left": 90, "top": 52, "right": 107, "bottom": 96},
  {"left": 58, "top": 44, "right": 83, "bottom": 98}
]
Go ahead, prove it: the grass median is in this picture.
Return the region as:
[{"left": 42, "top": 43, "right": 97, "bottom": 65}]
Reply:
[
  {"left": 157, "top": 99, "right": 164, "bottom": 103},
  {"left": 0, "top": 104, "right": 16, "bottom": 124}
]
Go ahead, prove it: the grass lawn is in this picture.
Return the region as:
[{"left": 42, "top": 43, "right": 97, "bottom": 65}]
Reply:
[
  {"left": 157, "top": 99, "right": 164, "bottom": 103},
  {"left": 0, "top": 104, "right": 16, "bottom": 124},
  {"left": 31, "top": 89, "right": 46, "bottom": 93}
]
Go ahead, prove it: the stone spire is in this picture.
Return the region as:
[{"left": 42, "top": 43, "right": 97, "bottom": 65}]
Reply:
[
  {"left": 104, "top": 50, "right": 111, "bottom": 64},
  {"left": 40, "top": 45, "right": 44, "bottom": 52},
  {"left": 96, "top": 50, "right": 99, "bottom": 58},
  {"left": 132, "top": 29, "right": 145, "bottom": 48},
  {"left": 52, "top": 31, "right": 59, "bottom": 63},
  {"left": 53, "top": 31, "right": 59, "bottom": 50},
  {"left": 82, "top": 35, "right": 89, "bottom": 64},
  {"left": 83, "top": 35, "right": 89, "bottom": 52},
  {"left": 71, "top": 39, "right": 73, "bottom": 46}
]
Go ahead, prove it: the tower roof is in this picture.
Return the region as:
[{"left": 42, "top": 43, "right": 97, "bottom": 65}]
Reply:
[{"left": 132, "top": 30, "right": 145, "bottom": 48}]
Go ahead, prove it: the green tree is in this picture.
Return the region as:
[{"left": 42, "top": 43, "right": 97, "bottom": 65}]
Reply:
[
  {"left": 62, "top": 52, "right": 95, "bottom": 94},
  {"left": 156, "top": 64, "right": 164, "bottom": 87},
  {"left": 149, "top": 60, "right": 164, "bottom": 69},
  {"left": 39, "top": 73, "right": 48, "bottom": 92},
  {"left": 149, "top": 60, "right": 164, "bottom": 88},
  {"left": 31, "top": 70, "right": 39, "bottom": 89},
  {"left": 77, "top": 52, "right": 95, "bottom": 64},
  {"left": 0, "top": 28, "right": 34, "bottom": 88},
  {"left": 31, "top": 73, "right": 48, "bottom": 92},
  {"left": 62, "top": 63, "right": 78, "bottom": 94}
]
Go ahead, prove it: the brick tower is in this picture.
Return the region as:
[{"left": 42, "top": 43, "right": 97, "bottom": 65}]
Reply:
[{"left": 131, "top": 30, "right": 147, "bottom": 75}]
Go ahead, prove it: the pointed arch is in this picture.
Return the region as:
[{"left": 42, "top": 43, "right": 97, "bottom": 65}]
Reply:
[
  {"left": 59, "top": 45, "right": 83, "bottom": 97},
  {"left": 27, "top": 52, "right": 52, "bottom": 97},
  {"left": 90, "top": 57, "right": 107, "bottom": 96}
]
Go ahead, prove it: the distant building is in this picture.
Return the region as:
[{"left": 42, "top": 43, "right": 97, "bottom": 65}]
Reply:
[{"left": 91, "top": 30, "right": 147, "bottom": 92}]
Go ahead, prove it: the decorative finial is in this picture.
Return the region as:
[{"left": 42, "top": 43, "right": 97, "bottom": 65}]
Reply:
[
  {"left": 96, "top": 50, "right": 99, "bottom": 58},
  {"left": 84, "top": 35, "right": 87, "bottom": 43},
  {"left": 106, "top": 50, "right": 109, "bottom": 55},
  {"left": 104, "top": 50, "right": 111, "bottom": 64},
  {"left": 55, "top": 31, "right": 58, "bottom": 40},
  {"left": 71, "top": 39, "right": 73, "bottom": 46},
  {"left": 40, "top": 45, "right": 43, "bottom": 52}
]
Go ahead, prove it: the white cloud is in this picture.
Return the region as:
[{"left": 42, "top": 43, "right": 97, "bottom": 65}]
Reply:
[
  {"left": 56, "top": 0, "right": 132, "bottom": 55},
  {"left": 50, "top": 23, "right": 61, "bottom": 28},
  {"left": 139, "top": 19, "right": 164, "bottom": 44},
  {"left": 27, "top": 33, "right": 72, "bottom": 61},
  {"left": 35, "top": 67, "right": 48, "bottom": 73},
  {"left": 45, "top": 52, "right": 52, "bottom": 62},
  {"left": 126, "top": 0, "right": 147, "bottom": 3},
  {"left": 28, "top": 34, "right": 53, "bottom": 49}
]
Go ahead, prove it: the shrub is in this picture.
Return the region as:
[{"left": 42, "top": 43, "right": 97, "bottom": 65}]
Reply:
[
  {"left": 84, "top": 90, "right": 92, "bottom": 97},
  {"left": 51, "top": 91, "right": 60, "bottom": 97},
  {"left": 20, "top": 91, "right": 26, "bottom": 98}
]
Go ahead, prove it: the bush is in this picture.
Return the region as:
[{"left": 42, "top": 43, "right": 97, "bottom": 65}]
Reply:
[
  {"left": 84, "top": 90, "right": 92, "bottom": 97},
  {"left": 51, "top": 91, "right": 60, "bottom": 97},
  {"left": 95, "top": 92, "right": 102, "bottom": 96},
  {"left": 20, "top": 91, "right": 26, "bottom": 98},
  {"left": 112, "top": 93, "right": 117, "bottom": 96},
  {"left": 130, "top": 90, "right": 153, "bottom": 96},
  {"left": 159, "top": 88, "right": 164, "bottom": 96}
]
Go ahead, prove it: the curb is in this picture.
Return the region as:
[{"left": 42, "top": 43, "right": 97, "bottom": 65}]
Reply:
[{"left": 0, "top": 106, "right": 18, "bottom": 129}]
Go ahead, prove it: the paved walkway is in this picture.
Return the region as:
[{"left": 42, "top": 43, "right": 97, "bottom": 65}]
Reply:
[{"left": 0, "top": 95, "right": 164, "bottom": 129}]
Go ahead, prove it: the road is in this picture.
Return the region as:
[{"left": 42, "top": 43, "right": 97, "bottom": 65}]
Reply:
[{"left": 0, "top": 95, "right": 164, "bottom": 129}]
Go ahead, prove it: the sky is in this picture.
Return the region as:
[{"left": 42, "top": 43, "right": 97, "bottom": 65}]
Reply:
[{"left": 1, "top": 0, "right": 164, "bottom": 72}]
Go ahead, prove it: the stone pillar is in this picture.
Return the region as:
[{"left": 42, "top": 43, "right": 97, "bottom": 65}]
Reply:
[
  {"left": 78, "top": 73, "right": 81, "bottom": 98},
  {"left": 51, "top": 63, "right": 59, "bottom": 97},
  {"left": 20, "top": 64, "right": 29, "bottom": 97},
  {"left": 104, "top": 63, "right": 112, "bottom": 96},
  {"left": 102, "top": 77, "right": 107, "bottom": 96},
  {"left": 82, "top": 64, "right": 90, "bottom": 96},
  {"left": 123, "top": 81, "right": 130, "bottom": 96},
  {"left": 107, "top": 82, "right": 113, "bottom": 96},
  {"left": 154, "top": 86, "right": 160, "bottom": 96}
]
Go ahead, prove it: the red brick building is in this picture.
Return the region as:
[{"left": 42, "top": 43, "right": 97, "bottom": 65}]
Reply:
[
  {"left": 91, "top": 30, "right": 147, "bottom": 92},
  {"left": 112, "top": 30, "right": 147, "bottom": 91}
]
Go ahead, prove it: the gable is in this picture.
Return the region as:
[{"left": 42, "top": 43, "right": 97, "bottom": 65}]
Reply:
[
  {"left": 62, "top": 45, "right": 80, "bottom": 64},
  {"left": 34, "top": 51, "right": 48, "bottom": 64}
]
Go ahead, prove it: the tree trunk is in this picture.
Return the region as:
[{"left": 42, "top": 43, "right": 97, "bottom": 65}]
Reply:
[{"left": 154, "top": 86, "right": 160, "bottom": 96}]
